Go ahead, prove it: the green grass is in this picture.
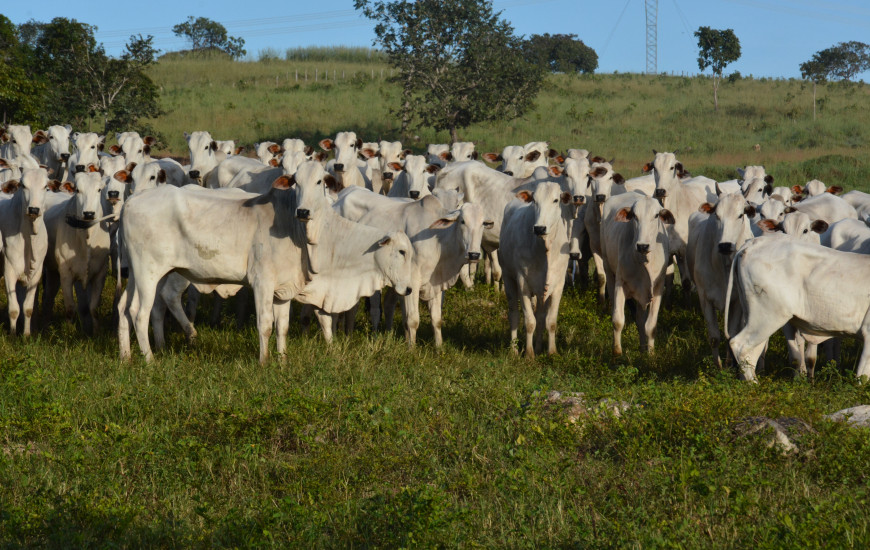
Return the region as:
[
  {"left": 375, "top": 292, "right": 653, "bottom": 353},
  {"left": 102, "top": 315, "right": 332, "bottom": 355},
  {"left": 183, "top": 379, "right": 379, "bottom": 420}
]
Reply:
[{"left": 5, "top": 56, "right": 870, "bottom": 546}]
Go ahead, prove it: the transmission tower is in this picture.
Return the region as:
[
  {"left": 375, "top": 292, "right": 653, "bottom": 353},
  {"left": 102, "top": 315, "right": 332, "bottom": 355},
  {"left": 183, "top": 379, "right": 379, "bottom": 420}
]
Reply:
[{"left": 645, "top": 0, "right": 658, "bottom": 74}]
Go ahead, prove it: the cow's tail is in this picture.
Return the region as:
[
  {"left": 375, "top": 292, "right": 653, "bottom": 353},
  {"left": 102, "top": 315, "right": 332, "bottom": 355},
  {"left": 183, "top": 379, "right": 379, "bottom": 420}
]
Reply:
[{"left": 723, "top": 246, "right": 742, "bottom": 340}]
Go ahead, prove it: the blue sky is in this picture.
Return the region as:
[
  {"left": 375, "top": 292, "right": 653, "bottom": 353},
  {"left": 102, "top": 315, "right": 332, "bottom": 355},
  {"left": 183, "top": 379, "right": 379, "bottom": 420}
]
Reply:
[{"left": 4, "top": 0, "right": 870, "bottom": 79}]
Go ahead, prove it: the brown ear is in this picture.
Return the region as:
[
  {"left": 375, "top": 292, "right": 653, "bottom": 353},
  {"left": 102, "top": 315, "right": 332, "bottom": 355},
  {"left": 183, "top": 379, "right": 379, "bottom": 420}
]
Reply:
[
  {"left": 589, "top": 155, "right": 606, "bottom": 164},
  {"left": 157, "top": 169, "right": 166, "bottom": 184},
  {"left": 612, "top": 173, "right": 625, "bottom": 185},
  {"left": 470, "top": 151, "right": 478, "bottom": 160},
  {"left": 659, "top": 209, "right": 676, "bottom": 224},
  {"left": 267, "top": 143, "right": 282, "bottom": 154},
  {"left": 482, "top": 152, "right": 500, "bottom": 163},
  {"left": 360, "top": 148, "right": 377, "bottom": 159},
  {"left": 355, "top": 138, "right": 363, "bottom": 149},
  {"left": 791, "top": 185, "right": 803, "bottom": 195},
  {"left": 48, "top": 179, "right": 61, "bottom": 191},
  {"left": 61, "top": 181, "right": 76, "bottom": 193},
  {"left": 125, "top": 162, "right": 137, "bottom": 173},
  {"left": 272, "top": 175, "right": 295, "bottom": 189},
  {"left": 303, "top": 145, "right": 313, "bottom": 156},
  {"left": 401, "top": 149, "right": 412, "bottom": 159},
  {"left": 548, "top": 165, "right": 563, "bottom": 177},
  {"left": 516, "top": 190, "right": 533, "bottom": 203},
  {"left": 32, "top": 131, "right": 48, "bottom": 144},
  {"left": 560, "top": 191, "right": 571, "bottom": 204},
  {"left": 642, "top": 162, "right": 653, "bottom": 173},
  {"left": 319, "top": 138, "right": 334, "bottom": 151},
  {"left": 547, "top": 148, "right": 558, "bottom": 159},
  {"left": 757, "top": 219, "right": 782, "bottom": 233},
  {"left": 614, "top": 207, "right": 633, "bottom": 222},
  {"left": 109, "top": 145, "right": 122, "bottom": 155},
  {"left": 590, "top": 166, "right": 608, "bottom": 178},
  {"left": 811, "top": 220, "right": 829, "bottom": 233},
  {"left": 744, "top": 204, "right": 757, "bottom": 218},
  {"left": 388, "top": 162, "right": 403, "bottom": 172},
  {"left": 2, "top": 180, "right": 19, "bottom": 193},
  {"left": 378, "top": 235, "right": 392, "bottom": 247},
  {"left": 784, "top": 206, "right": 797, "bottom": 214},
  {"left": 699, "top": 202, "right": 716, "bottom": 214},
  {"left": 234, "top": 146, "right": 244, "bottom": 155},
  {"left": 827, "top": 186, "right": 843, "bottom": 195},
  {"left": 97, "top": 141, "right": 105, "bottom": 152},
  {"left": 791, "top": 195, "right": 804, "bottom": 203},
  {"left": 314, "top": 151, "right": 328, "bottom": 162},
  {"left": 763, "top": 184, "right": 773, "bottom": 196},
  {"left": 87, "top": 164, "right": 100, "bottom": 173},
  {"left": 524, "top": 150, "right": 541, "bottom": 162},
  {"left": 439, "top": 151, "right": 451, "bottom": 161},
  {"left": 142, "top": 135, "right": 155, "bottom": 146},
  {"left": 113, "top": 170, "right": 130, "bottom": 183},
  {"left": 425, "top": 164, "right": 440, "bottom": 174},
  {"left": 269, "top": 158, "right": 280, "bottom": 167},
  {"left": 323, "top": 174, "right": 340, "bottom": 192},
  {"left": 764, "top": 174, "right": 774, "bottom": 184},
  {"left": 555, "top": 155, "right": 565, "bottom": 164}
]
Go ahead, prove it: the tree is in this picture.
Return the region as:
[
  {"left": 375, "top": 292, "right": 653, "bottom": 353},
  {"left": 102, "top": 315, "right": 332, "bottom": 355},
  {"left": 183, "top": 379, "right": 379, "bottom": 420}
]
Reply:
[
  {"left": 0, "top": 15, "right": 43, "bottom": 125},
  {"left": 799, "top": 58, "right": 827, "bottom": 121},
  {"left": 16, "top": 18, "right": 161, "bottom": 133},
  {"left": 355, "top": 0, "right": 544, "bottom": 143},
  {"left": 172, "top": 16, "right": 246, "bottom": 59},
  {"left": 694, "top": 26, "right": 741, "bottom": 112},
  {"left": 523, "top": 33, "right": 598, "bottom": 74}
]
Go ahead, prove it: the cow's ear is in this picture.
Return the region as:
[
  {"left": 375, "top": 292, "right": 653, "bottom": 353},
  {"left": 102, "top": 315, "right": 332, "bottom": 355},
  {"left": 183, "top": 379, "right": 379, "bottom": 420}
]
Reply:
[
  {"left": 272, "top": 175, "right": 295, "bottom": 189},
  {"left": 210, "top": 140, "right": 217, "bottom": 151},
  {"left": 791, "top": 195, "right": 804, "bottom": 203},
  {"left": 555, "top": 155, "right": 565, "bottom": 164},
  {"left": 314, "top": 151, "right": 328, "bottom": 162},
  {"left": 482, "top": 152, "right": 499, "bottom": 163},
  {"left": 440, "top": 151, "right": 452, "bottom": 161},
  {"left": 48, "top": 179, "right": 61, "bottom": 192},
  {"left": 378, "top": 235, "right": 392, "bottom": 247},
  {"left": 652, "top": 149, "right": 658, "bottom": 155},
  {"left": 763, "top": 184, "right": 773, "bottom": 196},
  {"left": 525, "top": 150, "right": 541, "bottom": 162},
  {"left": 784, "top": 206, "right": 798, "bottom": 214},
  {"left": 157, "top": 169, "right": 166, "bottom": 184},
  {"left": 268, "top": 143, "right": 282, "bottom": 154},
  {"left": 429, "top": 213, "right": 459, "bottom": 229},
  {"left": 516, "top": 190, "right": 533, "bottom": 203},
  {"left": 269, "top": 158, "right": 280, "bottom": 167},
  {"left": 87, "top": 164, "right": 100, "bottom": 173},
  {"left": 764, "top": 174, "right": 774, "bottom": 184},
  {"left": 470, "top": 151, "right": 478, "bottom": 160},
  {"left": 425, "top": 164, "right": 441, "bottom": 174},
  {"left": 143, "top": 144, "right": 151, "bottom": 156},
  {"left": 143, "top": 135, "right": 156, "bottom": 146},
  {"left": 791, "top": 185, "right": 803, "bottom": 195},
  {"left": 827, "top": 185, "right": 843, "bottom": 195},
  {"left": 744, "top": 205, "right": 757, "bottom": 218},
  {"left": 233, "top": 146, "right": 243, "bottom": 155},
  {"left": 302, "top": 145, "right": 313, "bottom": 156},
  {"left": 319, "top": 138, "right": 334, "bottom": 151},
  {"left": 659, "top": 209, "right": 676, "bottom": 224},
  {"left": 61, "top": 181, "right": 76, "bottom": 193},
  {"left": 109, "top": 144, "right": 122, "bottom": 155},
  {"left": 323, "top": 174, "right": 340, "bottom": 192},
  {"left": 615, "top": 207, "right": 634, "bottom": 222},
  {"left": 699, "top": 202, "right": 716, "bottom": 214},
  {"left": 388, "top": 161, "right": 403, "bottom": 172},
  {"left": 547, "top": 148, "right": 558, "bottom": 159},
  {"left": 811, "top": 220, "right": 829, "bottom": 233},
  {"left": 32, "top": 130, "right": 48, "bottom": 144},
  {"left": 360, "top": 148, "right": 377, "bottom": 159},
  {"left": 355, "top": 138, "right": 363, "bottom": 149},
  {"left": 1, "top": 180, "right": 18, "bottom": 193},
  {"left": 642, "top": 162, "right": 653, "bottom": 173},
  {"left": 612, "top": 173, "right": 625, "bottom": 185},
  {"left": 125, "top": 162, "right": 137, "bottom": 173},
  {"left": 590, "top": 166, "right": 607, "bottom": 178},
  {"left": 560, "top": 192, "right": 572, "bottom": 204},
  {"left": 548, "top": 165, "right": 563, "bottom": 177},
  {"left": 757, "top": 219, "right": 782, "bottom": 233},
  {"left": 114, "top": 170, "right": 130, "bottom": 183}
]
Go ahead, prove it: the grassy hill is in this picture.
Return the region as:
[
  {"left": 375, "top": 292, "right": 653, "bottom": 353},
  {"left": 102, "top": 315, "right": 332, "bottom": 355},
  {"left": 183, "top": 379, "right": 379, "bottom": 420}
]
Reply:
[
  {"left": 3, "top": 53, "right": 870, "bottom": 546},
  {"left": 145, "top": 53, "right": 870, "bottom": 188}
]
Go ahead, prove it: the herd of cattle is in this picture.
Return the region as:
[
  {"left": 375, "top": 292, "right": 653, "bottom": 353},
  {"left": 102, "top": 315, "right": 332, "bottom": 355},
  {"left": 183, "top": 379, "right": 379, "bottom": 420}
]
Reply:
[{"left": 2, "top": 123, "right": 870, "bottom": 382}]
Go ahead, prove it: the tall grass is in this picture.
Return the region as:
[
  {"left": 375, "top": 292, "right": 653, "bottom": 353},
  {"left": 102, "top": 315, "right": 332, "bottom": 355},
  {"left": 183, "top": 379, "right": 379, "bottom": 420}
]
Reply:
[
  {"left": 144, "top": 57, "right": 870, "bottom": 189},
  {"left": 284, "top": 45, "right": 387, "bottom": 63}
]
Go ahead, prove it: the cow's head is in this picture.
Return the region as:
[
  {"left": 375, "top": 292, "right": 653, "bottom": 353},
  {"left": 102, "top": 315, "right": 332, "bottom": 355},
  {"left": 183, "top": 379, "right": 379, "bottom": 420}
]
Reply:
[
  {"left": 759, "top": 195, "right": 786, "bottom": 222},
  {"left": 372, "top": 231, "right": 415, "bottom": 296},
  {"left": 281, "top": 150, "right": 310, "bottom": 176},
  {"left": 803, "top": 179, "right": 840, "bottom": 197},
  {"left": 8, "top": 167, "right": 56, "bottom": 233},
  {"left": 66, "top": 169, "right": 106, "bottom": 225},
  {"left": 392, "top": 154, "right": 438, "bottom": 199},
  {"left": 115, "top": 161, "right": 167, "bottom": 195},
  {"left": 484, "top": 145, "right": 524, "bottom": 177},
  {"left": 560, "top": 156, "right": 591, "bottom": 218},
  {"left": 426, "top": 144, "right": 449, "bottom": 168},
  {"left": 185, "top": 130, "right": 218, "bottom": 180},
  {"left": 282, "top": 138, "right": 306, "bottom": 155},
  {"left": 429, "top": 202, "right": 488, "bottom": 263},
  {"left": 115, "top": 132, "right": 154, "bottom": 166},
  {"left": 650, "top": 151, "right": 682, "bottom": 199},
  {"left": 516, "top": 181, "right": 571, "bottom": 250},
  {"left": 1, "top": 125, "right": 34, "bottom": 160},
  {"left": 781, "top": 210, "right": 828, "bottom": 243},
  {"left": 615, "top": 196, "right": 674, "bottom": 261},
  {"left": 588, "top": 163, "right": 624, "bottom": 206},
  {"left": 741, "top": 176, "right": 773, "bottom": 206},
  {"left": 42, "top": 124, "right": 73, "bottom": 163},
  {"left": 699, "top": 193, "right": 755, "bottom": 256},
  {"left": 450, "top": 141, "right": 477, "bottom": 163},
  {"left": 275, "top": 160, "right": 336, "bottom": 245},
  {"left": 102, "top": 167, "right": 126, "bottom": 218},
  {"left": 431, "top": 188, "right": 465, "bottom": 212},
  {"left": 520, "top": 141, "right": 557, "bottom": 178},
  {"left": 72, "top": 132, "right": 105, "bottom": 173},
  {"left": 255, "top": 141, "right": 283, "bottom": 165},
  {"left": 377, "top": 141, "right": 407, "bottom": 180},
  {"left": 321, "top": 131, "right": 362, "bottom": 175}
]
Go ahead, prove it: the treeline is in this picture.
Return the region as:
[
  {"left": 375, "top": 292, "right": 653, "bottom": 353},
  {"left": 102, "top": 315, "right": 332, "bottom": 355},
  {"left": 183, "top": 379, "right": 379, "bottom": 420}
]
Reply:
[{"left": 0, "top": 15, "right": 160, "bottom": 134}]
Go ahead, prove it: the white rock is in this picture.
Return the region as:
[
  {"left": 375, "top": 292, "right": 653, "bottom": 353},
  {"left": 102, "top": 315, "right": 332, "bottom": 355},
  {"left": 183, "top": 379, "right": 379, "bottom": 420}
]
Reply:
[{"left": 825, "top": 405, "right": 870, "bottom": 427}]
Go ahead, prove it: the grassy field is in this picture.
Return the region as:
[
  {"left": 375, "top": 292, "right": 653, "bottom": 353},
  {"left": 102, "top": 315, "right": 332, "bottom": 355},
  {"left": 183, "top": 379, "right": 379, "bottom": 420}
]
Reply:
[{"left": 3, "top": 54, "right": 870, "bottom": 546}]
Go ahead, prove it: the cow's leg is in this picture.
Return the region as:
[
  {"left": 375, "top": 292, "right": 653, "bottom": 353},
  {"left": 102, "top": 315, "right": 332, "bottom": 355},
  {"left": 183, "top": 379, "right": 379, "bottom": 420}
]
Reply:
[
  {"left": 593, "top": 252, "right": 607, "bottom": 306},
  {"left": 504, "top": 276, "right": 519, "bottom": 355},
  {"left": 59, "top": 270, "right": 76, "bottom": 321},
  {"left": 699, "top": 293, "right": 722, "bottom": 368},
  {"left": 151, "top": 293, "right": 169, "bottom": 351},
  {"left": 484, "top": 253, "right": 493, "bottom": 286},
  {"left": 612, "top": 282, "right": 626, "bottom": 356},
  {"left": 343, "top": 301, "right": 359, "bottom": 336},
  {"left": 458, "top": 263, "right": 473, "bottom": 289},
  {"left": 117, "top": 281, "right": 133, "bottom": 361},
  {"left": 132, "top": 277, "right": 159, "bottom": 363},
  {"left": 5, "top": 267, "right": 20, "bottom": 335},
  {"left": 401, "top": 288, "right": 420, "bottom": 347},
  {"left": 521, "top": 292, "right": 536, "bottom": 359},
  {"left": 644, "top": 292, "right": 664, "bottom": 354},
  {"left": 185, "top": 286, "right": 200, "bottom": 322},
  {"left": 729, "top": 314, "right": 781, "bottom": 383},
  {"left": 782, "top": 324, "right": 807, "bottom": 377},
  {"left": 533, "top": 295, "right": 547, "bottom": 355},
  {"left": 428, "top": 290, "right": 444, "bottom": 348},
  {"left": 72, "top": 280, "right": 94, "bottom": 335},
  {"left": 87, "top": 264, "right": 109, "bottom": 333},
  {"left": 252, "top": 286, "right": 274, "bottom": 365},
  {"left": 21, "top": 282, "right": 39, "bottom": 336},
  {"left": 854, "top": 309, "right": 870, "bottom": 381},
  {"left": 42, "top": 268, "right": 60, "bottom": 321},
  {"left": 370, "top": 290, "right": 383, "bottom": 332},
  {"left": 489, "top": 249, "right": 503, "bottom": 291},
  {"left": 675, "top": 254, "right": 692, "bottom": 297},
  {"left": 725, "top": 299, "right": 744, "bottom": 369},
  {"left": 806, "top": 342, "right": 819, "bottom": 379},
  {"left": 545, "top": 289, "right": 565, "bottom": 356},
  {"left": 313, "top": 309, "right": 334, "bottom": 343},
  {"left": 383, "top": 290, "right": 398, "bottom": 332},
  {"left": 209, "top": 295, "right": 224, "bottom": 326},
  {"left": 274, "top": 300, "right": 292, "bottom": 358}
]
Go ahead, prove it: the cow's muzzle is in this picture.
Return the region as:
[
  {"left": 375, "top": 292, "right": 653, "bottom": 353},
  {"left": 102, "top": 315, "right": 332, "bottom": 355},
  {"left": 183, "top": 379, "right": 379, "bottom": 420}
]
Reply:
[
  {"left": 409, "top": 190, "right": 420, "bottom": 199},
  {"left": 296, "top": 208, "right": 310, "bottom": 221},
  {"left": 504, "top": 171, "right": 513, "bottom": 177},
  {"left": 718, "top": 242, "right": 735, "bottom": 254},
  {"left": 60, "top": 153, "right": 70, "bottom": 162},
  {"left": 467, "top": 252, "right": 481, "bottom": 262},
  {"left": 573, "top": 195, "right": 585, "bottom": 205},
  {"left": 569, "top": 252, "right": 581, "bottom": 261},
  {"left": 107, "top": 190, "right": 120, "bottom": 203},
  {"left": 594, "top": 194, "right": 606, "bottom": 203},
  {"left": 75, "top": 165, "right": 85, "bottom": 173},
  {"left": 188, "top": 170, "right": 200, "bottom": 180},
  {"left": 383, "top": 171, "right": 393, "bottom": 180},
  {"left": 82, "top": 211, "right": 96, "bottom": 221},
  {"left": 654, "top": 188, "right": 667, "bottom": 198},
  {"left": 533, "top": 225, "right": 547, "bottom": 236},
  {"left": 636, "top": 243, "right": 650, "bottom": 254},
  {"left": 27, "top": 207, "right": 40, "bottom": 218},
  {"left": 333, "top": 163, "right": 345, "bottom": 172}
]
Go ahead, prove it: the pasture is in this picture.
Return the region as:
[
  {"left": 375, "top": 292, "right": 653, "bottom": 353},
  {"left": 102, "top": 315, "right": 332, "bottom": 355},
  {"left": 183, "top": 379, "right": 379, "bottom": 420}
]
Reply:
[{"left": 3, "top": 55, "right": 870, "bottom": 546}]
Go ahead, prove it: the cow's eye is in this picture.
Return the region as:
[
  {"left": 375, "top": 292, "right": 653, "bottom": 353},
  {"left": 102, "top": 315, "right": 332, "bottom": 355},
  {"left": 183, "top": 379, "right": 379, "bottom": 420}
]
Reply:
[
  {"left": 460, "top": 219, "right": 465, "bottom": 225},
  {"left": 91, "top": 146, "right": 95, "bottom": 149},
  {"left": 399, "top": 250, "right": 406, "bottom": 257},
  {"left": 150, "top": 176, "right": 155, "bottom": 180},
  {"left": 204, "top": 146, "right": 208, "bottom": 150},
  {"left": 803, "top": 229, "right": 809, "bottom": 233},
  {"left": 49, "top": 136, "right": 54, "bottom": 140},
  {"left": 738, "top": 214, "right": 743, "bottom": 219},
  {"left": 316, "top": 179, "right": 321, "bottom": 185},
  {"left": 553, "top": 199, "right": 558, "bottom": 203}
]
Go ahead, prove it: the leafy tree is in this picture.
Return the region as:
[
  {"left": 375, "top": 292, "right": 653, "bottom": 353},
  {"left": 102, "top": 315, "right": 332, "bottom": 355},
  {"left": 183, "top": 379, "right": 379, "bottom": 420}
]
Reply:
[
  {"left": 694, "top": 26, "right": 741, "bottom": 112},
  {"left": 172, "top": 16, "right": 246, "bottom": 59},
  {"left": 800, "top": 42, "right": 870, "bottom": 121},
  {"left": 799, "top": 58, "right": 827, "bottom": 121},
  {"left": 524, "top": 33, "right": 598, "bottom": 74},
  {"left": 0, "top": 15, "right": 43, "bottom": 125},
  {"left": 355, "top": 0, "right": 544, "bottom": 143}
]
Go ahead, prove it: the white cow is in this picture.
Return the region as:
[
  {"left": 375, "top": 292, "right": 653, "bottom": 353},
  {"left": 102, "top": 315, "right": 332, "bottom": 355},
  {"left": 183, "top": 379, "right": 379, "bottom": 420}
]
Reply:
[
  {"left": 320, "top": 131, "right": 373, "bottom": 191},
  {"left": 0, "top": 125, "right": 40, "bottom": 171},
  {"left": 841, "top": 190, "right": 870, "bottom": 223},
  {"left": 601, "top": 193, "right": 674, "bottom": 355},
  {"left": 426, "top": 144, "right": 450, "bottom": 167},
  {"left": 370, "top": 140, "right": 409, "bottom": 194},
  {"left": 793, "top": 179, "right": 842, "bottom": 198},
  {"left": 0, "top": 167, "right": 55, "bottom": 335},
  {"left": 42, "top": 169, "right": 111, "bottom": 333},
  {"left": 66, "top": 132, "right": 105, "bottom": 181},
  {"left": 483, "top": 143, "right": 556, "bottom": 178},
  {"left": 786, "top": 193, "right": 857, "bottom": 225},
  {"left": 584, "top": 162, "right": 626, "bottom": 304},
  {"left": 686, "top": 193, "right": 756, "bottom": 367},
  {"left": 386, "top": 155, "right": 439, "bottom": 199},
  {"left": 282, "top": 138, "right": 306, "bottom": 155},
  {"left": 500, "top": 181, "right": 573, "bottom": 358},
  {"left": 111, "top": 132, "right": 156, "bottom": 166},
  {"left": 31, "top": 125, "right": 72, "bottom": 178},
  {"left": 825, "top": 218, "right": 870, "bottom": 254},
  {"left": 727, "top": 237, "right": 870, "bottom": 382},
  {"left": 185, "top": 130, "right": 223, "bottom": 186},
  {"left": 255, "top": 141, "right": 283, "bottom": 165},
  {"left": 216, "top": 140, "right": 241, "bottom": 157}
]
